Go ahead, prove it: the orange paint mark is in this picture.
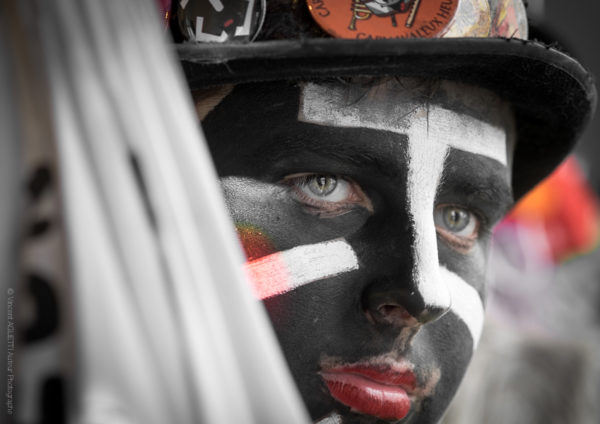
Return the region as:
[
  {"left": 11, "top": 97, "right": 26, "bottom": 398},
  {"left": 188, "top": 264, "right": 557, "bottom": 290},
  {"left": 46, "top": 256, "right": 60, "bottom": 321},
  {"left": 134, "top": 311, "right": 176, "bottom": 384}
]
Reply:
[{"left": 235, "top": 224, "right": 277, "bottom": 261}]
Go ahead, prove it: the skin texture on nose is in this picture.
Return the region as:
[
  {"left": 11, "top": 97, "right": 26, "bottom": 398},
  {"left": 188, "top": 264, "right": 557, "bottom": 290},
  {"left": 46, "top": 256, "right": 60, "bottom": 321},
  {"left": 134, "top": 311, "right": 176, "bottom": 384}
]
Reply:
[{"left": 198, "top": 78, "right": 514, "bottom": 423}]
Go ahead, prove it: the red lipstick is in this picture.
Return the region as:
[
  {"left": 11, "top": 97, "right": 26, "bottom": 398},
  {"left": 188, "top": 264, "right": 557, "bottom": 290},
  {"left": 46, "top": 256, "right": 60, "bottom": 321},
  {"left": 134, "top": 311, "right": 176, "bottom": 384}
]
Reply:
[{"left": 321, "top": 365, "right": 416, "bottom": 420}]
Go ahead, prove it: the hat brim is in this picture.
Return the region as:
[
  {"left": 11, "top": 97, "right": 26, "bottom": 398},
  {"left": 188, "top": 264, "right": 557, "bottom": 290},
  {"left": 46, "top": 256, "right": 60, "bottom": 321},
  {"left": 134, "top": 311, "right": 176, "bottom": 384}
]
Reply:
[{"left": 177, "top": 37, "right": 596, "bottom": 199}]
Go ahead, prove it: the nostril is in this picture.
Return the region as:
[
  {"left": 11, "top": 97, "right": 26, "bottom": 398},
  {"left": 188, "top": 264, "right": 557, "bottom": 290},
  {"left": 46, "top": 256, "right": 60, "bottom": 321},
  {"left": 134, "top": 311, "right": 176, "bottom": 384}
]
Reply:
[
  {"left": 378, "top": 304, "right": 412, "bottom": 321},
  {"left": 362, "top": 285, "right": 427, "bottom": 329},
  {"left": 375, "top": 303, "right": 420, "bottom": 328},
  {"left": 362, "top": 282, "right": 451, "bottom": 329}
]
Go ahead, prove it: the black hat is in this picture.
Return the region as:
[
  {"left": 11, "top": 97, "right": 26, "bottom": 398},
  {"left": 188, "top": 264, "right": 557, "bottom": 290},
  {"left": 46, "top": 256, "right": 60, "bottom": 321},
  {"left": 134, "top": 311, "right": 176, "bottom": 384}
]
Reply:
[{"left": 173, "top": 0, "right": 596, "bottom": 199}]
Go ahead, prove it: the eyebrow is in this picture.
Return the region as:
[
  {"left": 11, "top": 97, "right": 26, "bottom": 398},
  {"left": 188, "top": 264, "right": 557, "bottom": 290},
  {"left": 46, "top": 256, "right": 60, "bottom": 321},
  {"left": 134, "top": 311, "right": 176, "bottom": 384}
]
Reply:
[
  {"left": 447, "top": 177, "right": 513, "bottom": 206},
  {"left": 439, "top": 148, "right": 514, "bottom": 212}
]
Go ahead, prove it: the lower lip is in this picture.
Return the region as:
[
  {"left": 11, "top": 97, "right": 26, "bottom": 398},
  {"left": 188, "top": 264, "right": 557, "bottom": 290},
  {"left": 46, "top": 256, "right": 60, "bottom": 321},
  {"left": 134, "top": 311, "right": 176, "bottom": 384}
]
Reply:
[{"left": 321, "top": 371, "right": 413, "bottom": 420}]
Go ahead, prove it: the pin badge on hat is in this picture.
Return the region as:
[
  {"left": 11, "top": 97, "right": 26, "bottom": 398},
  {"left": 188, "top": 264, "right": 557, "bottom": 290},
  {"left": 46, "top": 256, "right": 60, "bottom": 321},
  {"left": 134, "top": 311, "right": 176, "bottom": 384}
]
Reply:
[
  {"left": 175, "top": 0, "right": 266, "bottom": 42},
  {"left": 308, "top": 0, "right": 459, "bottom": 39}
]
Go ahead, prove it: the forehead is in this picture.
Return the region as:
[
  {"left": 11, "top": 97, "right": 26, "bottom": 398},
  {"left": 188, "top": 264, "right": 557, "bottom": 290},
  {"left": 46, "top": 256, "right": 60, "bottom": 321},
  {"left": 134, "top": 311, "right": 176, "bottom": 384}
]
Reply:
[{"left": 299, "top": 78, "right": 513, "bottom": 166}]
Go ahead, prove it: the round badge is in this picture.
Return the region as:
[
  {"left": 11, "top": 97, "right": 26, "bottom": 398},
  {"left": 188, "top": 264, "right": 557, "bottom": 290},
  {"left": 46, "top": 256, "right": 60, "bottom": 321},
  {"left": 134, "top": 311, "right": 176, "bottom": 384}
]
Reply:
[
  {"left": 176, "top": 0, "right": 265, "bottom": 43},
  {"left": 307, "top": 0, "right": 459, "bottom": 39}
]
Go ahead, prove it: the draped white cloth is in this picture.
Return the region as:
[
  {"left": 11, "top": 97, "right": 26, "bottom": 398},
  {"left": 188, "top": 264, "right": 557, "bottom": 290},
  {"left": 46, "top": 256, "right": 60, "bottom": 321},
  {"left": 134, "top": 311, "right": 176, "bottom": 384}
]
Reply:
[{"left": 0, "top": 0, "right": 309, "bottom": 422}]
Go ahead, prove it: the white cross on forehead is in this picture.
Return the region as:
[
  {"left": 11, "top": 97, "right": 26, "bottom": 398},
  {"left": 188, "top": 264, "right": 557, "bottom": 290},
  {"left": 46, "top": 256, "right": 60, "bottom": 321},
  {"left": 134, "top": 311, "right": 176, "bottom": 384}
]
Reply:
[
  {"left": 298, "top": 78, "right": 510, "bottom": 347},
  {"left": 299, "top": 78, "right": 511, "bottom": 166}
]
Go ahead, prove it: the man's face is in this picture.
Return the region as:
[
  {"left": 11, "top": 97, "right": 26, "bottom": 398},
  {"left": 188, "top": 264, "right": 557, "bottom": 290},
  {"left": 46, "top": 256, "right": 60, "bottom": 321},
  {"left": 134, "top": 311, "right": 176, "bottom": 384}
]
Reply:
[{"left": 198, "top": 78, "right": 514, "bottom": 424}]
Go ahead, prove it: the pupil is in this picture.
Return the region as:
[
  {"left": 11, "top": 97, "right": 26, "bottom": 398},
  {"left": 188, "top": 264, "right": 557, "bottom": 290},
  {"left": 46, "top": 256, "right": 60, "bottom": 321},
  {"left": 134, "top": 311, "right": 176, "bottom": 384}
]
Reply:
[
  {"left": 445, "top": 208, "right": 467, "bottom": 230},
  {"left": 310, "top": 175, "right": 337, "bottom": 196},
  {"left": 317, "top": 176, "right": 328, "bottom": 190}
]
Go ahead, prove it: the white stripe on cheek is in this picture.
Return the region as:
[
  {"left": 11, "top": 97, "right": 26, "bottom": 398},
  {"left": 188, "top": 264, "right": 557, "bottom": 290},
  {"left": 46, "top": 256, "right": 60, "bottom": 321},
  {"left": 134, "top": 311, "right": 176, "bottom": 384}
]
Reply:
[
  {"left": 244, "top": 238, "right": 359, "bottom": 300},
  {"left": 440, "top": 266, "right": 484, "bottom": 350}
]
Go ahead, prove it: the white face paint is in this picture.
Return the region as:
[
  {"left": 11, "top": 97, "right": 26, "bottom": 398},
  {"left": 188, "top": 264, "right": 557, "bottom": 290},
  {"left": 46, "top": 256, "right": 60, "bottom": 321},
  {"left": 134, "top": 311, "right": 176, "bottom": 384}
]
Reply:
[
  {"left": 299, "top": 78, "right": 510, "bottom": 349},
  {"left": 244, "top": 238, "right": 359, "bottom": 300},
  {"left": 315, "top": 412, "right": 343, "bottom": 424},
  {"left": 300, "top": 79, "right": 509, "bottom": 165},
  {"left": 441, "top": 266, "right": 484, "bottom": 346}
]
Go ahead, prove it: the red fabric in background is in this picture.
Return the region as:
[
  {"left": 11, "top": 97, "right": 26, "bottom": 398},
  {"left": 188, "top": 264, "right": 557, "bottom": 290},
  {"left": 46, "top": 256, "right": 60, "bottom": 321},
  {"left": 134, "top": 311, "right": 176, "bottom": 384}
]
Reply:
[{"left": 506, "top": 156, "right": 600, "bottom": 262}]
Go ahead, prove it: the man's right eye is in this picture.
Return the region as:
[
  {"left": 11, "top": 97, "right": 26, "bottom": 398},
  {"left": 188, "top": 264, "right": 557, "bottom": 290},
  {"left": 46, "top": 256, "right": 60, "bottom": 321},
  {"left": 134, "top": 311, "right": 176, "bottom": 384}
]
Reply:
[{"left": 282, "top": 173, "right": 374, "bottom": 217}]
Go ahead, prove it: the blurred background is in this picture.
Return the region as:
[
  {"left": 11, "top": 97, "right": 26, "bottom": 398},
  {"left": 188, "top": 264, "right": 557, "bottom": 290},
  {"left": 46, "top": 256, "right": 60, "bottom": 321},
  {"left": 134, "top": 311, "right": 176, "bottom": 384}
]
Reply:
[
  {"left": 543, "top": 0, "right": 600, "bottom": 191},
  {"left": 443, "top": 1, "right": 600, "bottom": 423}
]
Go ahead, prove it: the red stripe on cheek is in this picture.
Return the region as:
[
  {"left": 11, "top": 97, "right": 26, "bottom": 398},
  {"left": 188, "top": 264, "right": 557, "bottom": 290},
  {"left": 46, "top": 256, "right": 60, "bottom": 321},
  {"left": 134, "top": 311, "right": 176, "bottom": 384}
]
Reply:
[
  {"left": 237, "top": 232, "right": 360, "bottom": 300},
  {"left": 235, "top": 223, "right": 288, "bottom": 299},
  {"left": 244, "top": 254, "right": 291, "bottom": 300}
]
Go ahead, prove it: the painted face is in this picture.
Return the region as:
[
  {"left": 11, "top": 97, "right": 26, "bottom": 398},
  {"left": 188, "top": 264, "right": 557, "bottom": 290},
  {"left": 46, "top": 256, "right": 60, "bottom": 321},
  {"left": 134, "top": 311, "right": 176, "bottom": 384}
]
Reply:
[{"left": 198, "top": 78, "right": 514, "bottom": 424}]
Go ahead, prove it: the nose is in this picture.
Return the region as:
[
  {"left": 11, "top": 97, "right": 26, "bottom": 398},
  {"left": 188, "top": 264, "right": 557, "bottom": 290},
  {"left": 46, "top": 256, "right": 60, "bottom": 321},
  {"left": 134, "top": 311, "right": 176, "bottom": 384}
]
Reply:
[
  {"left": 360, "top": 214, "right": 452, "bottom": 329},
  {"left": 362, "top": 280, "right": 450, "bottom": 329}
]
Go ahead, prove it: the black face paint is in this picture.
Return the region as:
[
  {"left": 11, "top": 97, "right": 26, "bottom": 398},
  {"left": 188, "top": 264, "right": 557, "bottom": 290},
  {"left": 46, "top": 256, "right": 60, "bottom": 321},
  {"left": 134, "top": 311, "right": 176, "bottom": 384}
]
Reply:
[
  {"left": 437, "top": 148, "right": 514, "bottom": 297},
  {"left": 200, "top": 80, "right": 513, "bottom": 423}
]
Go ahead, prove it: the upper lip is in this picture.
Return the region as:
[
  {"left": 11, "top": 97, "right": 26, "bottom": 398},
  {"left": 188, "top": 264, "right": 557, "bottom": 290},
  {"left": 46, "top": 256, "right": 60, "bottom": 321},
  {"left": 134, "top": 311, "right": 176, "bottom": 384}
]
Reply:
[{"left": 321, "top": 363, "right": 417, "bottom": 391}]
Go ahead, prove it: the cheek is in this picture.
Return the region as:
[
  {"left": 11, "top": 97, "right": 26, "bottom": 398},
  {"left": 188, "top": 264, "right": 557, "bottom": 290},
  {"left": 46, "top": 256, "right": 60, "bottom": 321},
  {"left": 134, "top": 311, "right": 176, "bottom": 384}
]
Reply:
[
  {"left": 222, "top": 177, "right": 369, "bottom": 252},
  {"left": 441, "top": 266, "right": 485, "bottom": 349},
  {"left": 222, "top": 177, "right": 368, "bottom": 300}
]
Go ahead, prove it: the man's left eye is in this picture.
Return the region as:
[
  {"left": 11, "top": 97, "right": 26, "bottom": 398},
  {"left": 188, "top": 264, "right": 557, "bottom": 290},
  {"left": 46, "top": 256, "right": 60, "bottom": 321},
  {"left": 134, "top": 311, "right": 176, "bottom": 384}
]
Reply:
[
  {"left": 283, "top": 173, "right": 373, "bottom": 217},
  {"left": 434, "top": 205, "right": 480, "bottom": 252}
]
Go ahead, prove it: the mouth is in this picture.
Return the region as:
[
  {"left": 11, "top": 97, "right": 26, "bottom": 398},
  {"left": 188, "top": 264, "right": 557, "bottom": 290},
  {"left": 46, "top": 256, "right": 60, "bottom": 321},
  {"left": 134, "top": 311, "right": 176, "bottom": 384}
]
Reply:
[{"left": 320, "top": 363, "right": 417, "bottom": 421}]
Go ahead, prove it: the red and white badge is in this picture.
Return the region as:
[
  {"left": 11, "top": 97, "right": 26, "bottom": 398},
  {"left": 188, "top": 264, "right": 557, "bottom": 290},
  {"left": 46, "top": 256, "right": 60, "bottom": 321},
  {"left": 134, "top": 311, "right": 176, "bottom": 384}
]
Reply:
[{"left": 307, "top": 0, "right": 459, "bottom": 39}]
